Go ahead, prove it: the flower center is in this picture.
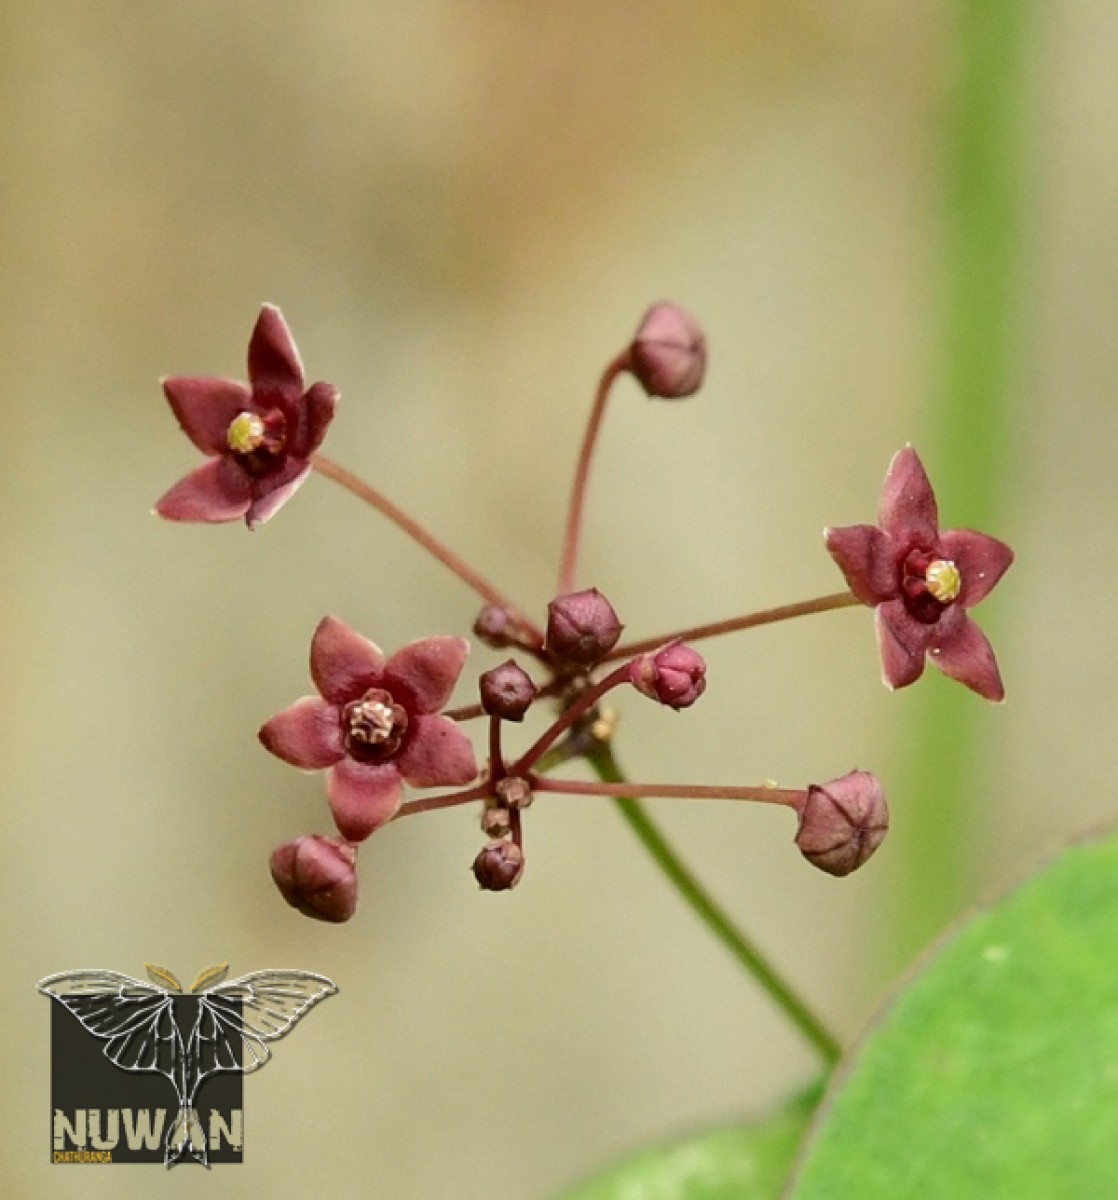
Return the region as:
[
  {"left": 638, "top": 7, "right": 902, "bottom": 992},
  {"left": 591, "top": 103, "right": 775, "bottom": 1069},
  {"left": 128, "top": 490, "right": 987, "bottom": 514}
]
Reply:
[
  {"left": 227, "top": 411, "right": 266, "bottom": 454},
  {"left": 343, "top": 689, "right": 408, "bottom": 762},
  {"left": 900, "top": 549, "right": 962, "bottom": 623},
  {"left": 226, "top": 408, "right": 287, "bottom": 473},
  {"left": 924, "top": 559, "right": 961, "bottom": 604}
]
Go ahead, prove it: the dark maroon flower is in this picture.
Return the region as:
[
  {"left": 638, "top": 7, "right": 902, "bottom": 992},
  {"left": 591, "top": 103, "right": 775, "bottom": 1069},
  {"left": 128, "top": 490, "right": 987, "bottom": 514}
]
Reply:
[
  {"left": 628, "top": 302, "right": 707, "bottom": 399},
  {"left": 794, "top": 770, "right": 889, "bottom": 877},
  {"left": 825, "top": 447, "right": 1013, "bottom": 701},
  {"left": 481, "top": 804, "right": 512, "bottom": 838},
  {"left": 473, "top": 604, "right": 516, "bottom": 649},
  {"left": 472, "top": 840, "right": 525, "bottom": 891},
  {"left": 259, "top": 617, "right": 478, "bottom": 842},
  {"left": 270, "top": 835, "right": 358, "bottom": 923},
  {"left": 493, "top": 776, "right": 533, "bottom": 809},
  {"left": 629, "top": 643, "right": 707, "bottom": 709},
  {"left": 479, "top": 660, "right": 537, "bottom": 722},
  {"left": 545, "top": 588, "right": 623, "bottom": 665},
  {"left": 155, "top": 305, "right": 337, "bottom": 528}
]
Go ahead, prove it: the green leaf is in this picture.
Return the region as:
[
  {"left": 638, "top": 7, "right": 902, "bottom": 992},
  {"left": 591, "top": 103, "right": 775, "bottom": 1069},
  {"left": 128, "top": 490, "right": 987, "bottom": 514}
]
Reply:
[
  {"left": 561, "top": 1085, "right": 821, "bottom": 1200},
  {"left": 788, "top": 825, "right": 1118, "bottom": 1197}
]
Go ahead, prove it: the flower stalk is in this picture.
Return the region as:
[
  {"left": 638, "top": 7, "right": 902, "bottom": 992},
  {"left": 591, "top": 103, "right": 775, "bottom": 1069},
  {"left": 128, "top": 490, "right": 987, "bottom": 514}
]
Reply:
[
  {"left": 587, "top": 741, "right": 842, "bottom": 1066},
  {"left": 603, "top": 591, "right": 862, "bottom": 662},
  {"left": 557, "top": 353, "right": 628, "bottom": 596},
  {"left": 312, "top": 452, "right": 543, "bottom": 644}
]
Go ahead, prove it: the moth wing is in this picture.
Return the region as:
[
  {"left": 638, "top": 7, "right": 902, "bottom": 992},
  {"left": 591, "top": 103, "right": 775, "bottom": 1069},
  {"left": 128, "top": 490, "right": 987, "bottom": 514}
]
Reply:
[
  {"left": 38, "top": 970, "right": 180, "bottom": 1078},
  {"left": 191, "top": 970, "right": 337, "bottom": 1080}
]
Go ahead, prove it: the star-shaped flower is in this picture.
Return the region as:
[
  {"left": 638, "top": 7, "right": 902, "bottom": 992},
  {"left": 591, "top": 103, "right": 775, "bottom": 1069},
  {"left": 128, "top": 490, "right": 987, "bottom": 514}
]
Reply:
[
  {"left": 155, "top": 304, "right": 337, "bottom": 527},
  {"left": 825, "top": 446, "right": 1013, "bottom": 700},
  {"left": 259, "top": 617, "right": 478, "bottom": 841}
]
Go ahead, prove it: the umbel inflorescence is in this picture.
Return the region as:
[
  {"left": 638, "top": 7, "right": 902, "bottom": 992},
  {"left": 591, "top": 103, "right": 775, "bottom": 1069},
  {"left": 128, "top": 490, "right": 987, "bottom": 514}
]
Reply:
[{"left": 156, "top": 303, "right": 1012, "bottom": 924}]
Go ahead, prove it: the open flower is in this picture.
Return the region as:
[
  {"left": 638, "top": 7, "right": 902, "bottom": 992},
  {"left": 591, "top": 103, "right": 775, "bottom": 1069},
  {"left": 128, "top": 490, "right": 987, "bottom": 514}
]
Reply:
[
  {"left": 259, "top": 617, "right": 478, "bottom": 841},
  {"left": 155, "top": 304, "right": 337, "bottom": 527},
  {"left": 825, "top": 446, "right": 1013, "bottom": 700}
]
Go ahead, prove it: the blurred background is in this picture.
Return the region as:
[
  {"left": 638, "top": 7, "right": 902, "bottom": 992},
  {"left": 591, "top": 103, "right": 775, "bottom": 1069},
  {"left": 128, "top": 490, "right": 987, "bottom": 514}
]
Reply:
[{"left": 3, "top": 1, "right": 1115, "bottom": 1196}]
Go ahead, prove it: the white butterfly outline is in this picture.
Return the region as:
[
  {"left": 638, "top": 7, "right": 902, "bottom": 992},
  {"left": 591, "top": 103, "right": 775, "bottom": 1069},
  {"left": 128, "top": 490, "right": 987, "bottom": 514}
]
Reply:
[{"left": 39, "top": 967, "right": 337, "bottom": 1167}]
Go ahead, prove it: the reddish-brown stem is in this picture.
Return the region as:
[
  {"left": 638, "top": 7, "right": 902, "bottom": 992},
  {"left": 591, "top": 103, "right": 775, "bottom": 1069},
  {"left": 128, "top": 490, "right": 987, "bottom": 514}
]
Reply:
[
  {"left": 602, "top": 590, "right": 862, "bottom": 662},
  {"left": 557, "top": 354, "right": 629, "bottom": 595},
  {"left": 509, "top": 806, "right": 523, "bottom": 849},
  {"left": 531, "top": 776, "right": 805, "bottom": 810},
  {"left": 513, "top": 664, "right": 631, "bottom": 775},
  {"left": 312, "top": 452, "right": 543, "bottom": 642},
  {"left": 395, "top": 782, "right": 491, "bottom": 820},
  {"left": 488, "top": 716, "right": 505, "bottom": 782}
]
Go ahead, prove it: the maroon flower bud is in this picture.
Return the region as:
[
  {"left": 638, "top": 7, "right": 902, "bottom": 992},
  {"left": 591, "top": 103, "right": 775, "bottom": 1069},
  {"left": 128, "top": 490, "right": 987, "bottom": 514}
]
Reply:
[
  {"left": 494, "top": 775, "right": 533, "bottom": 809},
  {"left": 473, "top": 604, "right": 515, "bottom": 649},
  {"left": 481, "top": 804, "right": 512, "bottom": 838},
  {"left": 629, "top": 643, "right": 707, "bottom": 709},
  {"left": 270, "top": 835, "right": 358, "bottom": 923},
  {"left": 795, "top": 771, "right": 889, "bottom": 877},
  {"left": 546, "top": 589, "right": 623, "bottom": 665},
  {"left": 627, "top": 302, "right": 707, "bottom": 399},
  {"left": 472, "top": 840, "right": 525, "bottom": 891},
  {"left": 479, "top": 660, "right": 538, "bottom": 722}
]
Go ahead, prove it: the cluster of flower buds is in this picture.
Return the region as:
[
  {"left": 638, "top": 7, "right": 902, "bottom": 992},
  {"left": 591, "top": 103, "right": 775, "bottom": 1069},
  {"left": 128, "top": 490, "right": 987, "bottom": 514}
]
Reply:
[{"left": 155, "top": 301, "right": 1012, "bottom": 922}]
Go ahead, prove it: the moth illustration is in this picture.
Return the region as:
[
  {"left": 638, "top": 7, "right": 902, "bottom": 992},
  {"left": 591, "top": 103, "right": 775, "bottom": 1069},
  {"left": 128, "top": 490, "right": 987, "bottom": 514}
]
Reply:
[{"left": 39, "top": 963, "right": 337, "bottom": 1167}]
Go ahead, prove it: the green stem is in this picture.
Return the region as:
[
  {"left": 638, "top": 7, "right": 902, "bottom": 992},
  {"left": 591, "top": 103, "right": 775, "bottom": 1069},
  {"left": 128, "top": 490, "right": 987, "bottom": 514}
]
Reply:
[
  {"left": 892, "top": 0, "right": 1033, "bottom": 962},
  {"left": 588, "top": 741, "right": 841, "bottom": 1065}
]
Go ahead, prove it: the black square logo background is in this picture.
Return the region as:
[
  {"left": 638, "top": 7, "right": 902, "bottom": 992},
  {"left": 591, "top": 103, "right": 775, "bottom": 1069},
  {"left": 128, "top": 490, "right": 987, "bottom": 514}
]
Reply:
[{"left": 51, "top": 1004, "right": 244, "bottom": 1164}]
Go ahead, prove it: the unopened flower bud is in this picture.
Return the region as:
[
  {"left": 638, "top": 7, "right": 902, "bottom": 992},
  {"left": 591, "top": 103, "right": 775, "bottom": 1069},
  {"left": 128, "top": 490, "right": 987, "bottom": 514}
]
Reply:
[
  {"left": 630, "top": 643, "right": 707, "bottom": 709},
  {"left": 546, "top": 588, "right": 623, "bottom": 665},
  {"left": 473, "top": 605, "right": 515, "bottom": 649},
  {"left": 472, "top": 840, "right": 525, "bottom": 891},
  {"left": 494, "top": 775, "right": 533, "bottom": 809},
  {"left": 628, "top": 302, "right": 707, "bottom": 399},
  {"left": 479, "top": 660, "right": 537, "bottom": 722},
  {"left": 270, "top": 836, "right": 358, "bottom": 923},
  {"left": 481, "top": 804, "right": 512, "bottom": 838},
  {"left": 795, "top": 771, "right": 888, "bottom": 877}
]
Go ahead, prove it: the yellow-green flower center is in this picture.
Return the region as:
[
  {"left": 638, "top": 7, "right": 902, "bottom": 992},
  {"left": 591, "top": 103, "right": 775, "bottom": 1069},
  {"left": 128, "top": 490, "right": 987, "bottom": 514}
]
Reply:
[
  {"left": 227, "top": 411, "right": 266, "bottom": 454},
  {"left": 925, "top": 559, "right": 961, "bottom": 603}
]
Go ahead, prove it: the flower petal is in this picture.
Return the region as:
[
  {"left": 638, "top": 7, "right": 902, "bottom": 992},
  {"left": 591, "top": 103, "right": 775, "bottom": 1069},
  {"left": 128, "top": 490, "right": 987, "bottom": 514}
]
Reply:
[
  {"left": 247, "top": 304, "right": 304, "bottom": 394},
  {"left": 246, "top": 457, "right": 312, "bottom": 527},
  {"left": 162, "top": 376, "right": 253, "bottom": 455},
  {"left": 397, "top": 715, "right": 478, "bottom": 787},
  {"left": 258, "top": 697, "right": 344, "bottom": 769},
  {"left": 310, "top": 616, "right": 385, "bottom": 704},
  {"left": 929, "top": 608, "right": 1005, "bottom": 701},
  {"left": 824, "top": 524, "right": 897, "bottom": 605},
  {"left": 290, "top": 381, "right": 338, "bottom": 458},
  {"left": 938, "top": 528, "right": 1014, "bottom": 607},
  {"left": 878, "top": 446, "right": 939, "bottom": 548},
  {"left": 154, "top": 457, "right": 252, "bottom": 523},
  {"left": 327, "top": 760, "right": 402, "bottom": 842},
  {"left": 874, "top": 598, "right": 932, "bottom": 690},
  {"left": 384, "top": 636, "right": 470, "bottom": 714}
]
